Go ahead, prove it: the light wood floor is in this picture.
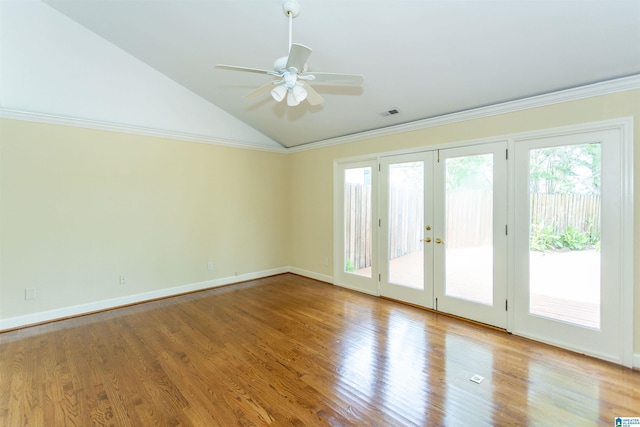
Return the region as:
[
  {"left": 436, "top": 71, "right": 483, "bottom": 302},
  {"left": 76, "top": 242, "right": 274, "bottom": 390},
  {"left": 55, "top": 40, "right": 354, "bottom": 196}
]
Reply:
[{"left": 1, "top": 274, "right": 638, "bottom": 426}]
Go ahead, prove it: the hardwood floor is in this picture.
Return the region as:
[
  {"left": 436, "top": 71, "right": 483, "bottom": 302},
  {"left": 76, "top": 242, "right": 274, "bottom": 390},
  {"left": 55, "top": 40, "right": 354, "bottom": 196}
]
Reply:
[{"left": 1, "top": 273, "right": 638, "bottom": 426}]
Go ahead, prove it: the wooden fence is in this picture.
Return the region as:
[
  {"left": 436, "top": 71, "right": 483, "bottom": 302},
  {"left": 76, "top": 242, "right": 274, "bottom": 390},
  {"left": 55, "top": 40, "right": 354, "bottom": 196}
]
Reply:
[
  {"left": 445, "top": 190, "right": 493, "bottom": 248},
  {"left": 388, "top": 186, "right": 424, "bottom": 258},
  {"left": 530, "top": 193, "right": 601, "bottom": 234},
  {"left": 344, "top": 183, "right": 372, "bottom": 271},
  {"left": 344, "top": 184, "right": 601, "bottom": 270}
]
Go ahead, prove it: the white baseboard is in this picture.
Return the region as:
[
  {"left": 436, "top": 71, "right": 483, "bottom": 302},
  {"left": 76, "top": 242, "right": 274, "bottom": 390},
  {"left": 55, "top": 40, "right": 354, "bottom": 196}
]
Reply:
[
  {"left": 333, "top": 281, "right": 379, "bottom": 296},
  {"left": 0, "top": 267, "right": 288, "bottom": 331},
  {"left": 288, "top": 267, "right": 333, "bottom": 284},
  {"left": 513, "top": 329, "right": 635, "bottom": 368},
  {"left": 223, "top": 267, "right": 290, "bottom": 286}
]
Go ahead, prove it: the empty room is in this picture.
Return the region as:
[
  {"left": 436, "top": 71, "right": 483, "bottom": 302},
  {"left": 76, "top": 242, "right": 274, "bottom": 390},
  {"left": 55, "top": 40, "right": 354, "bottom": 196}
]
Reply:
[{"left": 1, "top": 0, "right": 639, "bottom": 425}]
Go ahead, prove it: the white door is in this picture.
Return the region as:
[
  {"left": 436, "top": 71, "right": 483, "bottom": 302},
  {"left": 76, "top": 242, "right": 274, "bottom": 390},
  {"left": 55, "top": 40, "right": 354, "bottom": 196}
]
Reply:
[
  {"left": 433, "top": 142, "right": 508, "bottom": 328},
  {"left": 513, "top": 128, "right": 630, "bottom": 364},
  {"left": 379, "top": 152, "right": 434, "bottom": 308},
  {"left": 379, "top": 145, "right": 508, "bottom": 329}
]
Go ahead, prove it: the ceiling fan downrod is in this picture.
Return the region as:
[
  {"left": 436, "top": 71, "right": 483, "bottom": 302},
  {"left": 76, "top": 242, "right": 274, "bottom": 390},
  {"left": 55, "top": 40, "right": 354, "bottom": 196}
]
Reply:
[{"left": 282, "top": 0, "right": 300, "bottom": 52}]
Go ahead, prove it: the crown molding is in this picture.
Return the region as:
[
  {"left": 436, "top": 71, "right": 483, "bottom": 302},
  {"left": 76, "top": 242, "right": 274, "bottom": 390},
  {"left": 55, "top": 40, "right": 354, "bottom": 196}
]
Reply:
[
  {"left": 289, "top": 74, "right": 640, "bottom": 153},
  {"left": 0, "top": 109, "right": 288, "bottom": 153},
  {"left": 2, "top": 75, "right": 638, "bottom": 154}
]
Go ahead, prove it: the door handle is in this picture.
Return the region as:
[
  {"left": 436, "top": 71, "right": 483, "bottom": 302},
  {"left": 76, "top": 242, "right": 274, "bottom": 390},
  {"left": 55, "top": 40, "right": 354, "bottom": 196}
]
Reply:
[
  {"left": 435, "top": 238, "right": 444, "bottom": 244},
  {"left": 421, "top": 237, "right": 432, "bottom": 243}
]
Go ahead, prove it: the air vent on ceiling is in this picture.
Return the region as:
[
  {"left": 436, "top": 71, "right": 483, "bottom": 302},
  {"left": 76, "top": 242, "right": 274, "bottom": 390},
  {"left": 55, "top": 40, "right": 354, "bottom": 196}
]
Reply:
[{"left": 379, "top": 108, "right": 400, "bottom": 117}]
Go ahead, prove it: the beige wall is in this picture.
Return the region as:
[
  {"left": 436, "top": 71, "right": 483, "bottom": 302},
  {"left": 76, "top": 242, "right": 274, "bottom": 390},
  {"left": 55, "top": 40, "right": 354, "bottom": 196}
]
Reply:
[
  {"left": 0, "top": 119, "right": 289, "bottom": 320},
  {"left": 288, "top": 89, "right": 640, "bottom": 354}
]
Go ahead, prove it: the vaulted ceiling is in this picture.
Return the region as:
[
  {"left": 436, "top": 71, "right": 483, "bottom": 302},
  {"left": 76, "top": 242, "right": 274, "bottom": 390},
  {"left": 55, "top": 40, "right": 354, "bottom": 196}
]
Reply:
[{"left": 16, "top": 1, "right": 640, "bottom": 148}]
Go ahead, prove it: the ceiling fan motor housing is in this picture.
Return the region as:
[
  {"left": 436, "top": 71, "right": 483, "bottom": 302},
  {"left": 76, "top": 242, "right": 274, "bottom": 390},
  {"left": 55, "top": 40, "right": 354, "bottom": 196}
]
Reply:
[{"left": 273, "top": 57, "right": 288, "bottom": 72}]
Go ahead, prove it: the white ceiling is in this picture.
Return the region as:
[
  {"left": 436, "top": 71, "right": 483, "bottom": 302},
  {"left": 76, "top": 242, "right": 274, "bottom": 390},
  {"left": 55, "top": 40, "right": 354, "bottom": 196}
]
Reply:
[{"left": 41, "top": 0, "right": 640, "bottom": 148}]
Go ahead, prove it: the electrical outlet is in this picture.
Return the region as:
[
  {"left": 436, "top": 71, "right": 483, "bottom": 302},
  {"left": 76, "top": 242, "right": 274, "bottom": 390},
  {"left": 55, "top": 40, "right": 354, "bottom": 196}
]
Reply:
[
  {"left": 25, "top": 288, "right": 36, "bottom": 300},
  {"left": 323, "top": 257, "right": 329, "bottom": 266},
  {"left": 119, "top": 274, "right": 127, "bottom": 285},
  {"left": 207, "top": 261, "right": 214, "bottom": 271}
]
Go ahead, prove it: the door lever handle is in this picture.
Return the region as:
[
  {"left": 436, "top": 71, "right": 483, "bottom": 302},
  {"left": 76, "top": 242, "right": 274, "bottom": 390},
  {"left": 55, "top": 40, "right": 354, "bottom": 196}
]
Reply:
[
  {"left": 435, "top": 238, "right": 444, "bottom": 244},
  {"left": 421, "top": 237, "right": 432, "bottom": 243}
]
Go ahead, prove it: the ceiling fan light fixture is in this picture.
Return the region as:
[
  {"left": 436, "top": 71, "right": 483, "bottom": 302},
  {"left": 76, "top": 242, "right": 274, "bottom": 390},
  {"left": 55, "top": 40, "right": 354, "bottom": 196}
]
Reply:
[
  {"left": 271, "top": 85, "right": 287, "bottom": 102},
  {"left": 286, "top": 90, "right": 299, "bottom": 107},
  {"left": 292, "top": 83, "right": 307, "bottom": 102},
  {"left": 285, "top": 83, "right": 307, "bottom": 106}
]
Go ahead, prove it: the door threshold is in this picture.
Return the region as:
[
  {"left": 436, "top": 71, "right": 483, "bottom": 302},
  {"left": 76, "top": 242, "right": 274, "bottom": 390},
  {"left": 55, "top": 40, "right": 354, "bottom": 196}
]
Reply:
[{"left": 379, "top": 296, "right": 508, "bottom": 333}]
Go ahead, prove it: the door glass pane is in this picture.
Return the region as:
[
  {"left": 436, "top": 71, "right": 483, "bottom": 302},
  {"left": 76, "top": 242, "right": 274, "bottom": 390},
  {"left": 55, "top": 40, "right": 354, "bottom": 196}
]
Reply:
[
  {"left": 528, "top": 143, "right": 601, "bottom": 329},
  {"left": 445, "top": 154, "right": 494, "bottom": 305},
  {"left": 344, "top": 167, "right": 372, "bottom": 277},
  {"left": 388, "top": 162, "right": 424, "bottom": 289}
]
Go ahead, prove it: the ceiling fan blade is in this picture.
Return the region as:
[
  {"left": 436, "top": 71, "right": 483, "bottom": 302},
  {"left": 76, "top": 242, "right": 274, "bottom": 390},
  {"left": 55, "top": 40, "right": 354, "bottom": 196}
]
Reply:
[
  {"left": 286, "top": 43, "right": 312, "bottom": 72},
  {"left": 300, "top": 81, "right": 324, "bottom": 106},
  {"left": 308, "top": 72, "right": 364, "bottom": 85},
  {"left": 244, "top": 81, "right": 277, "bottom": 99},
  {"left": 215, "top": 64, "right": 272, "bottom": 75}
]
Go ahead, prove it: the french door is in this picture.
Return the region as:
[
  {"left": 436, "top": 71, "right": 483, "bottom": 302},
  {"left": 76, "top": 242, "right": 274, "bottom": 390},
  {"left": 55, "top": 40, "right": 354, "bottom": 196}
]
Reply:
[
  {"left": 379, "top": 152, "right": 434, "bottom": 308},
  {"left": 433, "top": 143, "right": 508, "bottom": 328},
  {"left": 379, "top": 143, "right": 508, "bottom": 328},
  {"left": 336, "top": 119, "right": 632, "bottom": 364},
  {"left": 513, "top": 127, "right": 630, "bottom": 364}
]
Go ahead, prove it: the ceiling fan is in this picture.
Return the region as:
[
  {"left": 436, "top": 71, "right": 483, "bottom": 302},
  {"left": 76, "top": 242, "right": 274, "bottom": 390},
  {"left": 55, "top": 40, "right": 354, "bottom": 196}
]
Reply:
[{"left": 215, "top": 0, "right": 364, "bottom": 107}]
